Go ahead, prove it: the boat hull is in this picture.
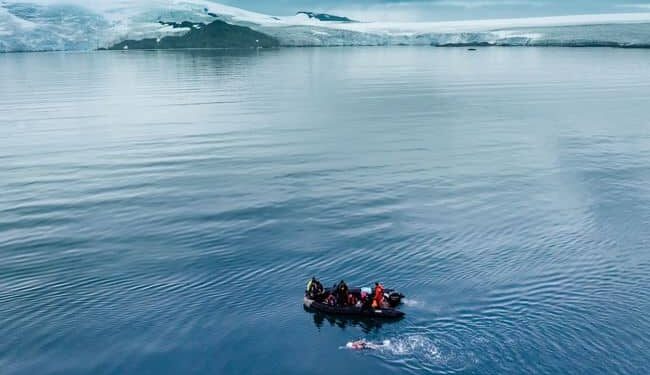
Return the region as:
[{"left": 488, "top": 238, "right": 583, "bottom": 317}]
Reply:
[{"left": 303, "top": 297, "right": 405, "bottom": 319}]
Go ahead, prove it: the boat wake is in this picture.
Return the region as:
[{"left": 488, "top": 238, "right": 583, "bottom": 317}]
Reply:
[
  {"left": 383, "top": 335, "right": 440, "bottom": 359},
  {"left": 401, "top": 298, "right": 423, "bottom": 307}
]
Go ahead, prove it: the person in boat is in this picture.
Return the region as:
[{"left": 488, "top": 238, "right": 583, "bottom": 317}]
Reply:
[
  {"left": 336, "top": 280, "right": 349, "bottom": 306},
  {"left": 373, "top": 282, "right": 385, "bottom": 308},
  {"left": 347, "top": 292, "right": 357, "bottom": 306},
  {"left": 306, "top": 277, "right": 324, "bottom": 300},
  {"left": 360, "top": 291, "right": 372, "bottom": 310},
  {"left": 330, "top": 283, "right": 339, "bottom": 303},
  {"left": 314, "top": 278, "right": 324, "bottom": 297}
]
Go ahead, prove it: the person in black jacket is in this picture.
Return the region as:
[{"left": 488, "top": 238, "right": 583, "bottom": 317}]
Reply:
[
  {"left": 361, "top": 292, "right": 373, "bottom": 310},
  {"left": 306, "top": 277, "right": 324, "bottom": 300},
  {"left": 336, "top": 280, "right": 349, "bottom": 306}
]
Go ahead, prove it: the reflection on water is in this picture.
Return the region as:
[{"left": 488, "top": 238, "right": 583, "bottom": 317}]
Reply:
[{"left": 306, "top": 307, "right": 402, "bottom": 333}]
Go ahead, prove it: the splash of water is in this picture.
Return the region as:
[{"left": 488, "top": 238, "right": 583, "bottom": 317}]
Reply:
[
  {"left": 401, "top": 298, "right": 422, "bottom": 307},
  {"left": 384, "top": 335, "right": 440, "bottom": 360},
  {"left": 342, "top": 335, "right": 441, "bottom": 363}
]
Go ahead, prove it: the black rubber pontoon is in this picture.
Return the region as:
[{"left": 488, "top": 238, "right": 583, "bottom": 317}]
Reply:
[{"left": 303, "top": 287, "right": 405, "bottom": 319}]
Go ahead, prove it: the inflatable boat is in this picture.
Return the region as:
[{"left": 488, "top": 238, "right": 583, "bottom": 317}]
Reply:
[{"left": 304, "top": 287, "right": 405, "bottom": 319}]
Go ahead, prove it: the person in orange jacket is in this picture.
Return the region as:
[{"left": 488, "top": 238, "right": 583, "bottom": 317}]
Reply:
[{"left": 373, "top": 282, "right": 384, "bottom": 308}]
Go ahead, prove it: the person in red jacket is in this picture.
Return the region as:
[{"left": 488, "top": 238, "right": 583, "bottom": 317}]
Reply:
[{"left": 373, "top": 282, "right": 385, "bottom": 308}]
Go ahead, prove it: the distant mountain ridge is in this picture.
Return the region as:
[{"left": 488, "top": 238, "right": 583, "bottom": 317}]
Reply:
[{"left": 106, "top": 20, "right": 278, "bottom": 50}]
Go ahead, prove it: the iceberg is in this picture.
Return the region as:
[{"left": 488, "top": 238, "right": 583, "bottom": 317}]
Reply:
[{"left": 1, "top": 0, "right": 650, "bottom": 52}]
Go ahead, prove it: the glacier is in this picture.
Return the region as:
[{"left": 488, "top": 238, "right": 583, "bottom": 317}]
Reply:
[{"left": 1, "top": 0, "right": 650, "bottom": 52}]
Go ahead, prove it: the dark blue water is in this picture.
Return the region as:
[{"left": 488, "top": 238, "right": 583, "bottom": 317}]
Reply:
[{"left": 1, "top": 47, "right": 650, "bottom": 375}]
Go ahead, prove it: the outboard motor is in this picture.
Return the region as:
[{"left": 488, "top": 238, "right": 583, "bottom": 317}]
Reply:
[{"left": 387, "top": 292, "right": 404, "bottom": 307}]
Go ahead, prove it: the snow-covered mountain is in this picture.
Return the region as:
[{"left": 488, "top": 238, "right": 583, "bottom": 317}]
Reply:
[{"left": 2, "top": 0, "right": 650, "bottom": 52}]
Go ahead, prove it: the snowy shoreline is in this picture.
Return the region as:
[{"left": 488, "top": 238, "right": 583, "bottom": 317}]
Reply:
[{"left": 2, "top": 1, "right": 650, "bottom": 52}]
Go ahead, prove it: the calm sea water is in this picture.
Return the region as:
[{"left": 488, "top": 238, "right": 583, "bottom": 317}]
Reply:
[{"left": 1, "top": 47, "right": 650, "bottom": 375}]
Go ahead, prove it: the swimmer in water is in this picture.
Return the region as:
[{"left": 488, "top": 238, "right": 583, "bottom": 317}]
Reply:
[{"left": 345, "top": 339, "right": 390, "bottom": 350}]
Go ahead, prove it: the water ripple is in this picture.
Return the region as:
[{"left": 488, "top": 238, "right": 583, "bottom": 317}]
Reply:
[{"left": 2, "top": 48, "right": 650, "bottom": 375}]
